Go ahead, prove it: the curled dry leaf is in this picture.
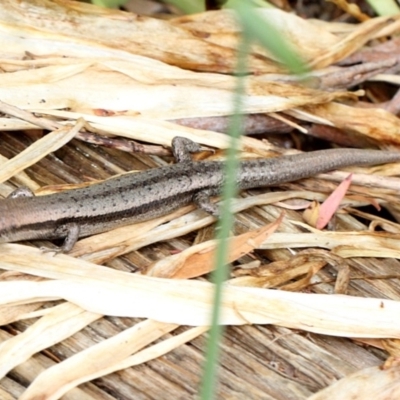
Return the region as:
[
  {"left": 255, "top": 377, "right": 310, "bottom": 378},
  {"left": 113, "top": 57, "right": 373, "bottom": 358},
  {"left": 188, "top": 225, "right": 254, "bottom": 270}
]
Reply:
[
  {"left": 147, "top": 214, "right": 283, "bottom": 279},
  {"left": 232, "top": 253, "right": 327, "bottom": 288}
]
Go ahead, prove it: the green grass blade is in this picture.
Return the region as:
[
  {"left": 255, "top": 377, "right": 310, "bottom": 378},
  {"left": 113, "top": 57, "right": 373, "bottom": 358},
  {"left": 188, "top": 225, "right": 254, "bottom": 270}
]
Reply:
[
  {"left": 200, "top": 3, "right": 304, "bottom": 399},
  {"left": 229, "top": 0, "right": 306, "bottom": 74},
  {"left": 366, "top": 0, "right": 400, "bottom": 15},
  {"left": 199, "top": 31, "right": 250, "bottom": 400},
  {"left": 92, "top": 0, "right": 127, "bottom": 8}
]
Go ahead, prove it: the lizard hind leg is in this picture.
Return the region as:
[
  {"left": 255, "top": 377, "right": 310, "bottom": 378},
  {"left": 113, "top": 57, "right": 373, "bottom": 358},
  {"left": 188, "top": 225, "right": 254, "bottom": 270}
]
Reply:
[
  {"left": 194, "top": 190, "right": 240, "bottom": 236},
  {"left": 40, "top": 222, "right": 80, "bottom": 254},
  {"left": 193, "top": 190, "right": 219, "bottom": 217}
]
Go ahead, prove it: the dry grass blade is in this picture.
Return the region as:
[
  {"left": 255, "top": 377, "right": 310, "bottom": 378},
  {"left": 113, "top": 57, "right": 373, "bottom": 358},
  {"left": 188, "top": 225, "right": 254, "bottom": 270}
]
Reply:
[
  {"left": 0, "top": 244, "right": 400, "bottom": 338},
  {"left": 308, "top": 365, "right": 400, "bottom": 400},
  {"left": 0, "top": 328, "right": 101, "bottom": 400},
  {"left": 0, "top": 154, "right": 39, "bottom": 195},
  {"left": 258, "top": 231, "right": 400, "bottom": 259},
  {"left": 0, "top": 303, "right": 101, "bottom": 380},
  {"left": 0, "top": 119, "right": 83, "bottom": 184},
  {"left": 0, "top": 302, "right": 44, "bottom": 326},
  {"left": 19, "top": 320, "right": 179, "bottom": 400},
  {"left": 308, "top": 16, "right": 396, "bottom": 68},
  {"left": 24, "top": 326, "right": 209, "bottom": 400}
]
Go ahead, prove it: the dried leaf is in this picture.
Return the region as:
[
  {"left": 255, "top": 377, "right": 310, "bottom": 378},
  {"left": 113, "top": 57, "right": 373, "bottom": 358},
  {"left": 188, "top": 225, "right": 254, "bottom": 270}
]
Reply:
[
  {"left": 0, "top": 245, "right": 400, "bottom": 338},
  {"left": 301, "top": 102, "right": 400, "bottom": 145},
  {"left": 0, "top": 303, "right": 101, "bottom": 380},
  {"left": 315, "top": 173, "right": 352, "bottom": 229},
  {"left": 147, "top": 214, "right": 283, "bottom": 278}
]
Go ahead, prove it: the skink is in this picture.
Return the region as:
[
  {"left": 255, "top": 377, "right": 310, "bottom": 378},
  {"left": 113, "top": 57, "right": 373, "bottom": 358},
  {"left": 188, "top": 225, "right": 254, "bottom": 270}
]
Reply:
[{"left": 1, "top": 137, "right": 400, "bottom": 252}]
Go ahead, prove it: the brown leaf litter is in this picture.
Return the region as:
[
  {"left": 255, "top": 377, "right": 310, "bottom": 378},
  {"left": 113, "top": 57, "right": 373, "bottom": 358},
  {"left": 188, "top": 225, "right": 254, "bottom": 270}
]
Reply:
[{"left": 1, "top": 1, "right": 400, "bottom": 399}]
